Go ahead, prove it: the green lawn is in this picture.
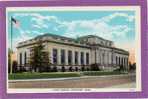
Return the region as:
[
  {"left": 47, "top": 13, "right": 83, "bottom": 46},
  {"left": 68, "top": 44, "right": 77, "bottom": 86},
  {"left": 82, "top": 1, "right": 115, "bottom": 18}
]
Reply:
[
  {"left": 9, "top": 71, "right": 126, "bottom": 80},
  {"left": 9, "top": 72, "right": 81, "bottom": 80},
  {"left": 82, "top": 71, "right": 125, "bottom": 76}
]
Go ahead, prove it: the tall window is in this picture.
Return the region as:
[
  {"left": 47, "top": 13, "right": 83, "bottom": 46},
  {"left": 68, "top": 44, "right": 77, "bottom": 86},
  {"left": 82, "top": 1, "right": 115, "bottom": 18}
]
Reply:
[
  {"left": 19, "top": 53, "right": 22, "bottom": 65},
  {"left": 116, "top": 56, "right": 118, "bottom": 65},
  {"left": 68, "top": 50, "right": 72, "bottom": 65},
  {"left": 24, "top": 52, "right": 27, "bottom": 64},
  {"left": 75, "top": 51, "right": 78, "bottom": 65},
  {"left": 119, "top": 57, "right": 120, "bottom": 66},
  {"left": 81, "top": 52, "right": 84, "bottom": 65},
  {"left": 53, "top": 49, "right": 57, "bottom": 64},
  {"left": 102, "top": 53, "right": 105, "bottom": 65},
  {"left": 86, "top": 53, "right": 89, "bottom": 65},
  {"left": 124, "top": 58, "right": 126, "bottom": 66},
  {"left": 122, "top": 58, "right": 124, "bottom": 66},
  {"left": 61, "top": 49, "right": 65, "bottom": 64}
]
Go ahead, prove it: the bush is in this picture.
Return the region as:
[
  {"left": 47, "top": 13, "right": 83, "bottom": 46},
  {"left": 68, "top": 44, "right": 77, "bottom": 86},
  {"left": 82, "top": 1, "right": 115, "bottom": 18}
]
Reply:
[
  {"left": 69, "top": 66, "right": 73, "bottom": 72},
  {"left": 81, "top": 66, "right": 85, "bottom": 71},
  {"left": 40, "top": 65, "right": 51, "bottom": 72},
  {"left": 61, "top": 66, "right": 65, "bottom": 72},
  {"left": 90, "top": 64, "right": 100, "bottom": 71},
  {"left": 52, "top": 66, "right": 58, "bottom": 72},
  {"left": 83, "top": 71, "right": 123, "bottom": 76},
  {"left": 19, "top": 66, "right": 27, "bottom": 73},
  {"left": 9, "top": 72, "right": 81, "bottom": 80},
  {"left": 86, "top": 68, "right": 90, "bottom": 71},
  {"left": 75, "top": 67, "right": 78, "bottom": 71}
]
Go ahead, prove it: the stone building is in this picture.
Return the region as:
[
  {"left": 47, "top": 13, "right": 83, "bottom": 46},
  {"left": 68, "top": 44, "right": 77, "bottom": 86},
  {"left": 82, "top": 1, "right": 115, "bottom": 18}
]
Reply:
[{"left": 17, "top": 33, "right": 129, "bottom": 71}]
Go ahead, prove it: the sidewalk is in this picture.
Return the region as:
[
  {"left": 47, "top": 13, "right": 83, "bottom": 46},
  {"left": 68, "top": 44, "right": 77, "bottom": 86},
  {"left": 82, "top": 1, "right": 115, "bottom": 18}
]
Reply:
[
  {"left": 107, "top": 82, "right": 136, "bottom": 88},
  {"left": 9, "top": 73, "right": 135, "bottom": 82}
]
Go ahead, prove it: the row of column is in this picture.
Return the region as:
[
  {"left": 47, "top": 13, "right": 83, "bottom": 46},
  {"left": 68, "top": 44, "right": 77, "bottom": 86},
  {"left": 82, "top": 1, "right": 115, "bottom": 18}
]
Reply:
[
  {"left": 95, "top": 49, "right": 128, "bottom": 67},
  {"left": 116, "top": 56, "right": 128, "bottom": 66},
  {"left": 18, "top": 51, "right": 27, "bottom": 65},
  {"left": 50, "top": 48, "right": 90, "bottom": 66},
  {"left": 95, "top": 49, "right": 112, "bottom": 65}
]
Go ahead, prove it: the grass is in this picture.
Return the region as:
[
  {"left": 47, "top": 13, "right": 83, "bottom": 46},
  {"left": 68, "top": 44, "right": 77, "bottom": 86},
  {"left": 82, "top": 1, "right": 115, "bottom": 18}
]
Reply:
[
  {"left": 9, "top": 72, "right": 81, "bottom": 80},
  {"left": 82, "top": 71, "right": 125, "bottom": 76},
  {"left": 9, "top": 71, "right": 126, "bottom": 80}
]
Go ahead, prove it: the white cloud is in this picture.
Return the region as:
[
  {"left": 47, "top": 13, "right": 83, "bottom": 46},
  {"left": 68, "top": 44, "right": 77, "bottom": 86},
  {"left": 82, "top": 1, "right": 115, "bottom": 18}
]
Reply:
[
  {"left": 11, "top": 12, "right": 134, "bottom": 50},
  {"left": 62, "top": 19, "right": 130, "bottom": 41},
  {"left": 101, "top": 12, "right": 135, "bottom": 22}
]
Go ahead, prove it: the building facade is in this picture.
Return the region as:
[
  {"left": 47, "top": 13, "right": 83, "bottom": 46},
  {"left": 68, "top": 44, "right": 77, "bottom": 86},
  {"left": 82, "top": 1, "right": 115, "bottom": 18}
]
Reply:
[{"left": 17, "top": 34, "right": 129, "bottom": 71}]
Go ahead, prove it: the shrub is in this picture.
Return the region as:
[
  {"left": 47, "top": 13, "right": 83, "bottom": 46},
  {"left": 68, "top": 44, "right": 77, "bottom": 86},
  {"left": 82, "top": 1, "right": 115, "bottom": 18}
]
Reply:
[
  {"left": 90, "top": 64, "right": 100, "bottom": 71},
  {"left": 81, "top": 66, "right": 85, "bottom": 71},
  {"left": 61, "top": 66, "right": 65, "bottom": 72},
  {"left": 75, "top": 67, "right": 78, "bottom": 71},
  {"left": 69, "top": 66, "right": 73, "bottom": 72},
  {"left": 52, "top": 66, "right": 58, "bottom": 72},
  {"left": 86, "top": 68, "right": 90, "bottom": 71},
  {"left": 83, "top": 71, "right": 122, "bottom": 76}
]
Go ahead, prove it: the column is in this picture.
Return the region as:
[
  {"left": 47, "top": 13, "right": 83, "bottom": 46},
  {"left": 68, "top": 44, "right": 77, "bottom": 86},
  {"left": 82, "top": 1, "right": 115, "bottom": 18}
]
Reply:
[
  {"left": 112, "top": 52, "right": 116, "bottom": 65},
  {"left": 100, "top": 50, "right": 103, "bottom": 65},
  {"left": 72, "top": 51, "right": 75, "bottom": 65},
  {"left": 109, "top": 52, "right": 111, "bottom": 65},
  {"left": 57, "top": 49, "right": 61, "bottom": 65},
  {"left": 50, "top": 49, "right": 53, "bottom": 64},
  {"left": 84, "top": 52, "right": 86, "bottom": 65},
  {"left": 97, "top": 50, "right": 100, "bottom": 64},
  {"left": 22, "top": 52, "right": 24, "bottom": 65},
  {"left": 96, "top": 49, "right": 98, "bottom": 64},
  {"left": 78, "top": 51, "right": 81, "bottom": 65},
  {"left": 99, "top": 50, "right": 102, "bottom": 65},
  {"left": 65, "top": 50, "right": 68, "bottom": 65},
  {"left": 104, "top": 50, "right": 107, "bottom": 65}
]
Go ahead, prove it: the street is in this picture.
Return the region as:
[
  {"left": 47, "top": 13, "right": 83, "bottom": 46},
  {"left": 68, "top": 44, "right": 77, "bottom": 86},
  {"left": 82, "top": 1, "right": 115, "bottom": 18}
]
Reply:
[{"left": 9, "top": 74, "right": 136, "bottom": 88}]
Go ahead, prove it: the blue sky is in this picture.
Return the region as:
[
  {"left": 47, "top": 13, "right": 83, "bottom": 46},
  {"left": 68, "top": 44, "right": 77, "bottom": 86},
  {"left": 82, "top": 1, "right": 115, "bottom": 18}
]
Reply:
[{"left": 8, "top": 10, "right": 135, "bottom": 51}]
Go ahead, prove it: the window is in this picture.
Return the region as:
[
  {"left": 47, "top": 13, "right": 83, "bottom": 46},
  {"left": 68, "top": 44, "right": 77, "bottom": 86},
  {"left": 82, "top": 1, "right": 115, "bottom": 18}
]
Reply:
[
  {"left": 53, "top": 49, "right": 58, "bottom": 64},
  {"left": 101, "top": 41, "right": 104, "bottom": 45},
  {"left": 119, "top": 57, "right": 120, "bottom": 66},
  {"left": 86, "top": 53, "right": 89, "bottom": 65},
  {"left": 61, "top": 49, "right": 65, "bottom": 64},
  {"left": 24, "top": 52, "right": 27, "bottom": 64},
  {"left": 68, "top": 50, "right": 72, "bottom": 65},
  {"left": 124, "top": 58, "right": 126, "bottom": 66},
  {"left": 75, "top": 51, "right": 78, "bottom": 65},
  {"left": 102, "top": 53, "right": 105, "bottom": 64},
  {"left": 122, "top": 58, "right": 124, "bottom": 66},
  {"left": 81, "top": 52, "right": 84, "bottom": 65},
  {"left": 19, "top": 53, "right": 22, "bottom": 65},
  {"left": 116, "top": 56, "right": 118, "bottom": 65}
]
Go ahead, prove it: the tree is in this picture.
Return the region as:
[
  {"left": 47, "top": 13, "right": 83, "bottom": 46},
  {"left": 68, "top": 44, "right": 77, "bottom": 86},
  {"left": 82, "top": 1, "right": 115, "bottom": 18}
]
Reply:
[
  {"left": 12, "top": 61, "right": 18, "bottom": 73},
  {"left": 8, "top": 48, "right": 13, "bottom": 73},
  {"left": 29, "top": 39, "right": 50, "bottom": 72}
]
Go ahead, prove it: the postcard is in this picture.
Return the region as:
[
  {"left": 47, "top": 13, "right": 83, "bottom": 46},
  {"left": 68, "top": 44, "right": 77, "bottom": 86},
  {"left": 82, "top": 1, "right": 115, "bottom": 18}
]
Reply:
[{"left": 0, "top": 0, "right": 147, "bottom": 99}]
